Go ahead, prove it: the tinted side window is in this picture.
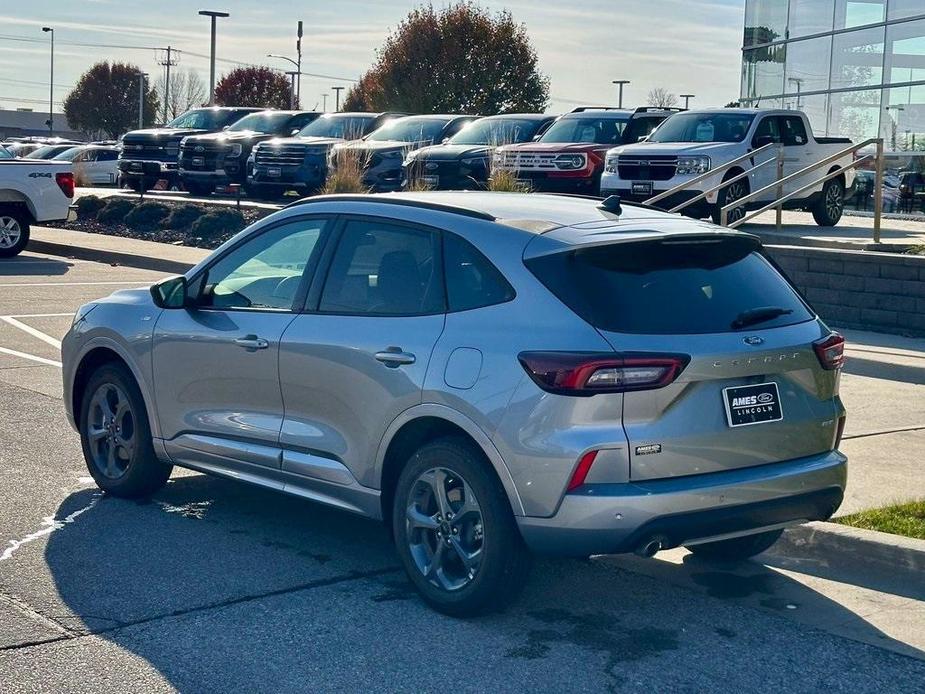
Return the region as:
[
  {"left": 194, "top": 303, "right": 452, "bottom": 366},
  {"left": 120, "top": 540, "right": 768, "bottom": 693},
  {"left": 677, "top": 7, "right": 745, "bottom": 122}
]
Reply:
[
  {"left": 98, "top": 150, "right": 118, "bottom": 161},
  {"left": 319, "top": 220, "right": 444, "bottom": 316},
  {"left": 444, "top": 234, "right": 514, "bottom": 312},
  {"left": 753, "top": 116, "right": 780, "bottom": 143},
  {"left": 778, "top": 116, "right": 808, "bottom": 146},
  {"left": 198, "top": 218, "right": 328, "bottom": 310}
]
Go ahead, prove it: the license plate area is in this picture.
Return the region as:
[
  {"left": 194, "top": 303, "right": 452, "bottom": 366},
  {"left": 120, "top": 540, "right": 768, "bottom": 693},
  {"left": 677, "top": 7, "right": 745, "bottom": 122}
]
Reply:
[
  {"left": 267, "top": 167, "right": 281, "bottom": 177},
  {"left": 723, "top": 382, "right": 783, "bottom": 427},
  {"left": 422, "top": 175, "right": 439, "bottom": 186},
  {"left": 632, "top": 181, "right": 653, "bottom": 196},
  {"left": 192, "top": 156, "right": 205, "bottom": 167}
]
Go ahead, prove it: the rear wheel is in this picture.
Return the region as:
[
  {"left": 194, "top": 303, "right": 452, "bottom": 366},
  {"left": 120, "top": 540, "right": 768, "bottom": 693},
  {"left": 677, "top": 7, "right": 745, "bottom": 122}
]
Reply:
[
  {"left": 686, "top": 528, "right": 784, "bottom": 561},
  {"left": 79, "top": 363, "right": 172, "bottom": 498},
  {"left": 0, "top": 209, "right": 30, "bottom": 258},
  {"left": 711, "top": 177, "right": 749, "bottom": 225},
  {"left": 392, "top": 437, "right": 531, "bottom": 616},
  {"left": 812, "top": 177, "right": 844, "bottom": 226}
]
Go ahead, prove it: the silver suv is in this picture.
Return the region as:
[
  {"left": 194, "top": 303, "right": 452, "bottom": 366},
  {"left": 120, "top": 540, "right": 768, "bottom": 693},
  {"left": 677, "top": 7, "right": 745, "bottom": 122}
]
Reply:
[{"left": 62, "top": 192, "right": 847, "bottom": 615}]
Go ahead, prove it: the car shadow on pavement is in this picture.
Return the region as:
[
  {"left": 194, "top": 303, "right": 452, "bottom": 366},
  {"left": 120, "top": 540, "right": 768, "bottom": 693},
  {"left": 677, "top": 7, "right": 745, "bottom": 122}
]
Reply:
[
  {"left": 0, "top": 254, "right": 72, "bottom": 277},
  {"left": 842, "top": 355, "right": 925, "bottom": 386},
  {"left": 39, "top": 472, "right": 924, "bottom": 689}
]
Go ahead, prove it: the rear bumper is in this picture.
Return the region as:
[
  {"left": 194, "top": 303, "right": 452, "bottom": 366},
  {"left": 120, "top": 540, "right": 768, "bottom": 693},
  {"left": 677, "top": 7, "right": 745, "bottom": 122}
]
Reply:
[
  {"left": 248, "top": 163, "right": 324, "bottom": 190},
  {"left": 516, "top": 450, "right": 847, "bottom": 556},
  {"left": 508, "top": 171, "right": 598, "bottom": 193}
]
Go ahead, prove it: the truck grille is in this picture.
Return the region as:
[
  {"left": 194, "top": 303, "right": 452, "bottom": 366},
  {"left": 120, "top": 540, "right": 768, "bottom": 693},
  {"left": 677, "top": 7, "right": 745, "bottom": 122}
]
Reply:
[
  {"left": 254, "top": 144, "right": 308, "bottom": 166},
  {"left": 495, "top": 151, "right": 565, "bottom": 172},
  {"left": 120, "top": 140, "right": 174, "bottom": 163},
  {"left": 179, "top": 141, "right": 226, "bottom": 171},
  {"left": 616, "top": 155, "right": 678, "bottom": 181}
]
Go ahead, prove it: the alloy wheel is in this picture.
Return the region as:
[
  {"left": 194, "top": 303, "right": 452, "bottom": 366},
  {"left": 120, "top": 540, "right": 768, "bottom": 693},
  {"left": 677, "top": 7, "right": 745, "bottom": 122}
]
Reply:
[
  {"left": 0, "top": 216, "right": 21, "bottom": 249},
  {"left": 724, "top": 180, "right": 748, "bottom": 224},
  {"left": 86, "top": 383, "right": 136, "bottom": 479},
  {"left": 405, "top": 467, "right": 484, "bottom": 591},
  {"left": 825, "top": 182, "right": 843, "bottom": 220}
]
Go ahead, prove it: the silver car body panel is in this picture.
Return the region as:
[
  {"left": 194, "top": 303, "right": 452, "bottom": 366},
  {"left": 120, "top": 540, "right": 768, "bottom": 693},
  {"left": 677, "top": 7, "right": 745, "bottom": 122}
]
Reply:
[{"left": 61, "top": 192, "right": 847, "bottom": 555}]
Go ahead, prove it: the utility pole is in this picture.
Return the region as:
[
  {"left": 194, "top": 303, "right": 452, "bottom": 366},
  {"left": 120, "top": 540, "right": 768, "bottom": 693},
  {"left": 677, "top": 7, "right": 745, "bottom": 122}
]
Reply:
[
  {"left": 285, "top": 71, "right": 298, "bottom": 110},
  {"left": 331, "top": 86, "right": 344, "bottom": 111},
  {"left": 157, "top": 46, "right": 179, "bottom": 123},
  {"left": 321, "top": 93, "right": 328, "bottom": 112},
  {"left": 612, "top": 79, "right": 630, "bottom": 109},
  {"left": 41, "top": 27, "right": 53, "bottom": 135},
  {"left": 137, "top": 72, "right": 148, "bottom": 128},
  {"left": 680, "top": 93, "right": 695, "bottom": 109},
  {"left": 787, "top": 77, "right": 803, "bottom": 109},
  {"left": 296, "top": 20, "right": 303, "bottom": 105},
  {"left": 199, "top": 10, "right": 229, "bottom": 105}
]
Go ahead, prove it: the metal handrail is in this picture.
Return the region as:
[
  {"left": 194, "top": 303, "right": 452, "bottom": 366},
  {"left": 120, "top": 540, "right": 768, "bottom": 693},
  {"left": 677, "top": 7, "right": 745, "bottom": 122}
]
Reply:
[
  {"left": 666, "top": 157, "right": 776, "bottom": 213},
  {"left": 725, "top": 155, "right": 874, "bottom": 228},
  {"left": 643, "top": 142, "right": 778, "bottom": 206}
]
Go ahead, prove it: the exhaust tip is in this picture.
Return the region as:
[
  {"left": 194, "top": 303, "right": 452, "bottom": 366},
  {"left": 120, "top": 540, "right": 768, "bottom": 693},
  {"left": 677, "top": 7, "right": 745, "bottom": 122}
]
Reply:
[{"left": 634, "top": 537, "right": 664, "bottom": 558}]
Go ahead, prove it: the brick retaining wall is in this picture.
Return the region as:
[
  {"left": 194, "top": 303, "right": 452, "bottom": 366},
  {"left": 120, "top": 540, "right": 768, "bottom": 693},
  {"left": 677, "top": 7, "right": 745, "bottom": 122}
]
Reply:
[{"left": 766, "top": 245, "right": 925, "bottom": 337}]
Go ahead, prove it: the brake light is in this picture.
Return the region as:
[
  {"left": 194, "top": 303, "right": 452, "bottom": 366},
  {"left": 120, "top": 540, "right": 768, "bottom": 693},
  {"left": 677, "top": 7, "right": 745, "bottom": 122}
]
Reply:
[
  {"left": 518, "top": 352, "right": 689, "bottom": 395},
  {"left": 567, "top": 450, "right": 598, "bottom": 491},
  {"left": 813, "top": 333, "right": 845, "bottom": 370},
  {"left": 55, "top": 171, "right": 75, "bottom": 198}
]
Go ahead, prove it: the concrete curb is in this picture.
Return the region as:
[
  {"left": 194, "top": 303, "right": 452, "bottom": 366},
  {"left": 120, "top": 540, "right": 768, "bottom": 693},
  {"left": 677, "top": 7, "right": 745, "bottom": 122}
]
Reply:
[
  {"left": 29, "top": 238, "right": 197, "bottom": 274},
  {"left": 775, "top": 521, "right": 925, "bottom": 574}
]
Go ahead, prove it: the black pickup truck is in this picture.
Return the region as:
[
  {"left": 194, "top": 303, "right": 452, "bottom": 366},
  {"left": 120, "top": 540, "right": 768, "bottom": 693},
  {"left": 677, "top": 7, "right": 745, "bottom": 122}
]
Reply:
[
  {"left": 119, "top": 107, "right": 259, "bottom": 191},
  {"left": 177, "top": 110, "right": 321, "bottom": 196}
]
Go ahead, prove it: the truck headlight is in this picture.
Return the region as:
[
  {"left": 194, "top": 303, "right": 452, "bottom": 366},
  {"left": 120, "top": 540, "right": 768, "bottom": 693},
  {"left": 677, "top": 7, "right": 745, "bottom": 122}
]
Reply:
[
  {"left": 461, "top": 156, "right": 486, "bottom": 167},
  {"left": 228, "top": 143, "right": 243, "bottom": 158},
  {"left": 676, "top": 156, "right": 711, "bottom": 175},
  {"left": 604, "top": 155, "right": 618, "bottom": 173},
  {"left": 553, "top": 154, "right": 586, "bottom": 170}
]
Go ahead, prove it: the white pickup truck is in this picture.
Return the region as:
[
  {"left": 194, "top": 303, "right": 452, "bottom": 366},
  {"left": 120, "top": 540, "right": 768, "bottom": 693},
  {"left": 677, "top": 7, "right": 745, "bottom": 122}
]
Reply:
[
  {"left": 600, "top": 108, "right": 854, "bottom": 226},
  {"left": 0, "top": 144, "right": 76, "bottom": 257}
]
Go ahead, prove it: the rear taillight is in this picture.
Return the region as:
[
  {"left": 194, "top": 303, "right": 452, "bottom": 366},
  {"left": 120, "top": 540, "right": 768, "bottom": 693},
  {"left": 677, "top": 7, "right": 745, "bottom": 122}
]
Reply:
[
  {"left": 518, "top": 351, "right": 689, "bottom": 395},
  {"left": 55, "top": 171, "right": 75, "bottom": 198},
  {"left": 813, "top": 333, "right": 845, "bottom": 370},
  {"left": 567, "top": 450, "right": 598, "bottom": 492}
]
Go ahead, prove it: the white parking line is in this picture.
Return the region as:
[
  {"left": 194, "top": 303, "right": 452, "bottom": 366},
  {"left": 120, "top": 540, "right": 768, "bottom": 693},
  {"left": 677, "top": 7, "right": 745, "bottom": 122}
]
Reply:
[
  {"left": 0, "top": 346, "right": 62, "bottom": 368},
  {"left": 4, "top": 313, "right": 73, "bottom": 319},
  {"left": 0, "top": 316, "right": 62, "bottom": 349}
]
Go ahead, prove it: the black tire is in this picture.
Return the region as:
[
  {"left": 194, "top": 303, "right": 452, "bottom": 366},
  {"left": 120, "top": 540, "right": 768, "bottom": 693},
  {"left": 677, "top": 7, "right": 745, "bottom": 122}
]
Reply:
[
  {"left": 711, "top": 175, "right": 749, "bottom": 225},
  {"left": 392, "top": 436, "right": 531, "bottom": 617},
  {"left": 686, "top": 528, "right": 783, "bottom": 561},
  {"left": 124, "top": 178, "right": 143, "bottom": 193},
  {"left": 0, "top": 208, "right": 30, "bottom": 258},
  {"left": 79, "top": 362, "right": 172, "bottom": 499},
  {"left": 184, "top": 181, "right": 215, "bottom": 197},
  {"left": 812, "top": 177, "right": 844, "bottom": 226}
]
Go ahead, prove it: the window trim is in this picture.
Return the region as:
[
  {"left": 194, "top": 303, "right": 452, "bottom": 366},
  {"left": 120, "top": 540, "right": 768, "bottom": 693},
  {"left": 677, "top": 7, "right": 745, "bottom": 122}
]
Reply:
[
  {"left": 186, "top": 213, "right": 333, "bottom": 314},
  {"left": 308, "top": 214, "right": 448, "bottom": 318}
]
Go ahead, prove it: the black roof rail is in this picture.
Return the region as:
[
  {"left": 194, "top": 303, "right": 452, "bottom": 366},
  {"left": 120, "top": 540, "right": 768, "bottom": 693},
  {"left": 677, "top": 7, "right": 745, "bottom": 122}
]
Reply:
[
  {"left": 633, "top": 106, "right": 686, "bottom": 114},
  {"left": 285, "top": 194, "right": 497, "bottom": 221},
  {"left": 568, "top": 106, "right": 628, "bottom": 113}
]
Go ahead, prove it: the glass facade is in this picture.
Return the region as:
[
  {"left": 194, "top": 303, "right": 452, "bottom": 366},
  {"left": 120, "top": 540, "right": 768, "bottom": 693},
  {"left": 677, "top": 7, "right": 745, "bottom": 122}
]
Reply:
[{"left": 741, "top": 0, "right": 925, "bottom": 151}]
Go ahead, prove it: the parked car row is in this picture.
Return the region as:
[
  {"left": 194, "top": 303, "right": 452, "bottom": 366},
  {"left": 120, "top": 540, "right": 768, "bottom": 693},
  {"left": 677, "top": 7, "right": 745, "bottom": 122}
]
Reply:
[{"left": 117, "top": 105, "right": 855, "bottom": 227}]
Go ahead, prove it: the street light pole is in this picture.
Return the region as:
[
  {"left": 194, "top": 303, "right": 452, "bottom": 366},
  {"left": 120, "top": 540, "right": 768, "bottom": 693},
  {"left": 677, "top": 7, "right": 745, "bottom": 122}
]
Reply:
[
  {"left": 137, "top": 72, "right": 148, "bottom": 129},
  {"left": 198, "top": 10, "right": 229, "bottom": 105},
  {"left": 331, "top": 86, "right": 344, "bottom": 111},
  {"left": 296, "top": 20, "right": 303, "bottom": 106},
  {"left": 787, "top": 78, "right": 803, "bottom": 109},
  {"left": 285, "top": 71, "right": 298, "bottom": 109},
  {"left": 612, "top": 79, "right": 630, "bottom": 109},
  {"left": 41, "top": 27, "right": 53, "bottom": 135},
  {"left": 321, "top": 93, "right": 328, "bottom": 112},
  {"left": 680, "top": 93, "right": 695, "bottom": 110}
]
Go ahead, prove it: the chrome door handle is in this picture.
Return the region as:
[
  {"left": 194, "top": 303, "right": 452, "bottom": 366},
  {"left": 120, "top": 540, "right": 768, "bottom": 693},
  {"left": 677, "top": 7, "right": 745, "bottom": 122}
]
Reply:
[
  {"left": 375, "top": 347, "right": 416, "bottom": 367},
  {"left": 233, "top": 335, "right": 269, "bottom": 351}
]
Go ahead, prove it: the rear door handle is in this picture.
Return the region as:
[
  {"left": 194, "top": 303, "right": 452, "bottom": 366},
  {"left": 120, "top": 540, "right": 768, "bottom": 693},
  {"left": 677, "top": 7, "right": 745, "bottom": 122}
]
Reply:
[
  {"left": 375, "top": 347, "right": 416, "bottom": 367},
  {"left": 233, "top": 335, "right": 269, "bottom": 351}
]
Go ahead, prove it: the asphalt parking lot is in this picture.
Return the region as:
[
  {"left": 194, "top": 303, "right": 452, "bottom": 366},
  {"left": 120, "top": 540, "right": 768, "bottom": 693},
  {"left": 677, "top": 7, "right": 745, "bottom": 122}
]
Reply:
[{"left": 1, "top": 250, "right": 924, "bottom": 692}]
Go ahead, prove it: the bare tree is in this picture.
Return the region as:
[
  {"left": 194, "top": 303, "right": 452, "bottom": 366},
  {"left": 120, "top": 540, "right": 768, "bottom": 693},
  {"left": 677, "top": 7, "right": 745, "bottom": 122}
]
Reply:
[
  {"left": 155, "top": 69, "right": 207, "bottom": 122},
  {"left": 647, "top": 87, "right": 678, "bottom": 108}
]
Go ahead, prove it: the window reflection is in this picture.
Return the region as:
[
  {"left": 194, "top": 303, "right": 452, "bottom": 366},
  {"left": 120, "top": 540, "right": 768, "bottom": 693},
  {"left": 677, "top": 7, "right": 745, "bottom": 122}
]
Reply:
[
  {"left": 742, "top": 45, "right": 786, "bottom": 100},
  {"left": 744, "top": 0, "right": 789, "bottom": 46},
  {"left": 835, "top": 0, "right": 886, "bottom": 30},
  {"left": 785, "top": 36, "right": 833, "bottom": 93},
  {"left": 789, "top": 0, "right": 834, "bottom": 38},
  {"left": 831, "top": 25, "right": 885, "bottom": 90}
]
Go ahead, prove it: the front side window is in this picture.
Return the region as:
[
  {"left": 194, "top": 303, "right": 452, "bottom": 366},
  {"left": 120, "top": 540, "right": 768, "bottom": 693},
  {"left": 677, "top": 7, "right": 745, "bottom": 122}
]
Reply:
[
  {"left": 539, "top": 116, "right": 628, "bottom": 145},
  {"left": 320, "top": 220, "right": 443, "bottom": 315},
  {"left": 197, "top": 218, "right": 329, "bottom": 310},
  {"left": 779, "top": 116, "right": 808, "bottom": 146},
  {"left": 444, "top": 234, "right": 514, "bottom": 312}
]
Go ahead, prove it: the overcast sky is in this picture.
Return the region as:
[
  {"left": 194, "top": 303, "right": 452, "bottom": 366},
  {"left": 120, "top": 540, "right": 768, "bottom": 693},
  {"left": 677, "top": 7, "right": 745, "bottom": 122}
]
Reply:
[{"left": 0, "top": 0, "right": 745, "bottom": 115}]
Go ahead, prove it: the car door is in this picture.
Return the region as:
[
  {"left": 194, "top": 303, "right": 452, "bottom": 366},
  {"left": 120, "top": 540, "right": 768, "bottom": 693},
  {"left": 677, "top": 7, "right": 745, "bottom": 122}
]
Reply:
[
  {"left": 93, "top": 149, "right": 119, "bottom": 185},
  {"left": 278, "top": 216, "right": 446, "bottom": 488},
  {"left": 749, "top": 116, "right": 780, "bottom": 201},
  {"left": 777, "top": 115, "right": 812, "bottom": 196},
  {"left": 153, "top": 216, "right": 332, "bottom": 470}
]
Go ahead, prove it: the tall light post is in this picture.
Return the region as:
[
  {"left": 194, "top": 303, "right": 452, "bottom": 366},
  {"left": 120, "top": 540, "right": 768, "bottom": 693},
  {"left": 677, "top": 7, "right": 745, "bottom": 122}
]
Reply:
[
  {"left": 331, "top": 86, "right": 344, "bottom": 111},
  {"left": 41, "top": 27, "right": 53, "bottom": 135},
  {"left": 284, "top": 71, "right": 299, "bottom": 109},
  {"left": 612, "top": 79, "right": 630, "bottom": 108},
  {"left": 137, "top": 72, "right": 148, "bottom": 129},
  {"left": 296, "top": 20, "right": 303, "bottom": 104},
  {"left": 267, "top": 53, "right": 302, "bottom": 107},
  {"left": 199, "top": 10, "right": 229, "bottom": 105},
  {"left": 321, "top": 93, "right": 328, "bottom": 112},
  {"left": 680, "top": 93, "right": 695, "bottom": 110}
]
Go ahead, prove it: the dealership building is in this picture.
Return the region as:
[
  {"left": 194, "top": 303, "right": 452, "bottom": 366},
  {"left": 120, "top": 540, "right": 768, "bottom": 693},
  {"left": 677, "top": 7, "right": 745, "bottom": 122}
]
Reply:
[{"left": 741, "top": 1, "right": 925, "bottom": 150}]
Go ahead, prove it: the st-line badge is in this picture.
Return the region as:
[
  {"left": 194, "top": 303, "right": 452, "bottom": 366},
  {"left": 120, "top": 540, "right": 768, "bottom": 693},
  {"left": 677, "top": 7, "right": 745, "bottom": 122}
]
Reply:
[{"left": 722, "top": 382, "right": 783, "bottom": 427}]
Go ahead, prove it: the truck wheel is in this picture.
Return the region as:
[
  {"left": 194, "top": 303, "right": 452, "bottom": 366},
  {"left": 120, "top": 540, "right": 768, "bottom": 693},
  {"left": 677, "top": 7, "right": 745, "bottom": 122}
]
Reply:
[
  {"left": 392, "top": 436, "right": 532, "bottom": 617},
  {"left": 711, "top": 177, "right": 749, "bottom": 225},
  {"left": 184, "top": 181, "right": 214, "bottom": 197},
  {"left": 0, "top": 209, "right": 30, "bottom": 258},
  {"left": 812, "top": 178, "right": 844, "bottom": 226},
  {"left": 686, "top": 529, "right": 783, "bottom": 561}
]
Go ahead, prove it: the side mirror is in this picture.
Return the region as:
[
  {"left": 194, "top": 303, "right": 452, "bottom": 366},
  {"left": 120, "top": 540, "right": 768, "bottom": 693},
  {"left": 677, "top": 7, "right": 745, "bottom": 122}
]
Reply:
[
  {"left": 222, "top": 125, "right": 231, "bottom": 131},
  {"left": 637, "top": 135, "right": 649, "bottom": 142},
  {"left": 532, "top": 135, "right": 542, "bottom": 142},
  {"left": 291, "top": 128, "right": 300, "bottom": 136},
  {"left": 150, "top": 275, "right": 188, "bottom": 309},
  {"left": 442, "top": 137, "right": 450, "bottom": 145},
  {"left": 753, "top": 134, "right": 775, "bottom": 148}
]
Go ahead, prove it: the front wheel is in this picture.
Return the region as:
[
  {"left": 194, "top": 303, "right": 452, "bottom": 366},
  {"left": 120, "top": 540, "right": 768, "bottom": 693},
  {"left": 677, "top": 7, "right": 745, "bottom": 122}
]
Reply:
[
  {"left": 0, "top": 209, "right": 30, "bottom": 258},
  {"left": 79, "top": 363, "right": 172, "bottom": 498},
  {"left": 812, "top": 178, "right": 844, "bottom": 226},
  {"left": 711, "top": 177, "right": 749, "bottom": 225},
  {"left": 686, "top": 528, "right": 784, "bottom": 561},
  {"left": 392, "top": 437, "right": 531, "bottom": 617}
]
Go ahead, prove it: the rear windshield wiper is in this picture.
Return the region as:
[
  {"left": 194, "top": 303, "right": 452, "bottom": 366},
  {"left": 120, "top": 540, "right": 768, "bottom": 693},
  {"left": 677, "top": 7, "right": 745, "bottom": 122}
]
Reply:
[{"left": 731, "top": 306, "right": 793, "bottom": 330}]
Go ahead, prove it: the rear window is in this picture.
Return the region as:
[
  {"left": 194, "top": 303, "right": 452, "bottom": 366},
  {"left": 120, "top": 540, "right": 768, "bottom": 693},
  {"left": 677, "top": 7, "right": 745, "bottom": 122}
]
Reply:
[{"left": 526, "top": 238, "right": 813, "bottom": 334}]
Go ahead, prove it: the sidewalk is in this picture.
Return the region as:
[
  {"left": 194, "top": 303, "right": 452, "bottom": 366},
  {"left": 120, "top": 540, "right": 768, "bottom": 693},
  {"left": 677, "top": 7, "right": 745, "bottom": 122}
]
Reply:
[{"left": 743, "top": 209, "right": 925, "bottom": 250}]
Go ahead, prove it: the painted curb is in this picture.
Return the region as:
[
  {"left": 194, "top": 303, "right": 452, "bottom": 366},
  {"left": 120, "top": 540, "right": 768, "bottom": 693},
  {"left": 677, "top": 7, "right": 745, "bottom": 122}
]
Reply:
[{"left": 28, "top": 239, "right": 197, "bottom": 275}]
